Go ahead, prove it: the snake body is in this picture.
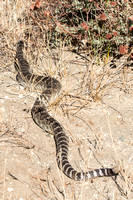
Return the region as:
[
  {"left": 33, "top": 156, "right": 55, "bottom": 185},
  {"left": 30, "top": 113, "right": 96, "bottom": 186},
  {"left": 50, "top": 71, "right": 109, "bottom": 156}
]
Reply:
[{"left": 14, "top": 41, "right": 119, "bottom": 181}]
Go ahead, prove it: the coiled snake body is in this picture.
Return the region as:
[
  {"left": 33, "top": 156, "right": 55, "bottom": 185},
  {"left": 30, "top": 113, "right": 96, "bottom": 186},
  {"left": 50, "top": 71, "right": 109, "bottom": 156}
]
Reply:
[{"left": 14, "top": 41, "right": 119, "bottom": 181}]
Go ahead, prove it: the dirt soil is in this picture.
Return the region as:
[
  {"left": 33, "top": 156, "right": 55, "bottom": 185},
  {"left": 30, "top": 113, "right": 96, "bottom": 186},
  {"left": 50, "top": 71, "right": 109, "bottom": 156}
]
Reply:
[{"left": 0, "top": 48, "right": 133, "bottom": 200}]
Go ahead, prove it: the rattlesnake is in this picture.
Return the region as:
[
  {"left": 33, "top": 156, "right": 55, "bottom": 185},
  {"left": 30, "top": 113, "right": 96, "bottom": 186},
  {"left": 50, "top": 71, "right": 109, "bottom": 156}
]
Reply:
[{"left": 14, "top": 41, "right": 119, "bottom": 181}]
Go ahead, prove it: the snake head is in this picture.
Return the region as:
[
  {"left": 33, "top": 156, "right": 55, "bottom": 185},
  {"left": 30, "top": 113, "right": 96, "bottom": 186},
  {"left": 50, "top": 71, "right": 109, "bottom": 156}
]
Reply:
[{"left": 17, "top": 40, "right": 24, "bottom": 50}]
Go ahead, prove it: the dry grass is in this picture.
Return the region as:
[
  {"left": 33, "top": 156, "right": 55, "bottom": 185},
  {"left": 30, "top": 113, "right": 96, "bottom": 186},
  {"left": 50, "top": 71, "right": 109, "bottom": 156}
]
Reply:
[{"left": 0, "top": 1, "right": 133, "bottom": 200}]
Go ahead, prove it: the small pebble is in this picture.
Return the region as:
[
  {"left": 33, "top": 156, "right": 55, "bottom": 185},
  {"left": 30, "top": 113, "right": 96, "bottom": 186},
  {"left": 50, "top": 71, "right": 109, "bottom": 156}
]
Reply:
[{"left": 7, "top": 187, "right": 13, "bottom": 192}]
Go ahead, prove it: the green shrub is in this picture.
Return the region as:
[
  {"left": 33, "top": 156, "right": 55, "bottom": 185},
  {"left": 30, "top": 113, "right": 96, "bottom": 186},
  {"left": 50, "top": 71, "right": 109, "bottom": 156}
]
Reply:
[{"left": 28, "top": 0, "right": 132, "bottom": 56}]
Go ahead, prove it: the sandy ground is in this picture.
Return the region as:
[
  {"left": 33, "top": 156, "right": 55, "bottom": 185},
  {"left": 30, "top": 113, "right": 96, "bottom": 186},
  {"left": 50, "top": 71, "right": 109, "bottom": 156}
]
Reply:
[{"left": 0, "top": 46, "right": 133, "bottom": 200}]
